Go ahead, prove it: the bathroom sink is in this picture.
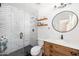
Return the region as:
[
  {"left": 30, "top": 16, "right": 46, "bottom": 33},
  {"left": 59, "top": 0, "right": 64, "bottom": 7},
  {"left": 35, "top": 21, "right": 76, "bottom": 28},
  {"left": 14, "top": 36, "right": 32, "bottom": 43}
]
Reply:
[
  {"left": 54, "top": 39, "right": 79, "bottom": 50},
  {"left": 39, "top": 38, "right": 79, "bottom": 50}
]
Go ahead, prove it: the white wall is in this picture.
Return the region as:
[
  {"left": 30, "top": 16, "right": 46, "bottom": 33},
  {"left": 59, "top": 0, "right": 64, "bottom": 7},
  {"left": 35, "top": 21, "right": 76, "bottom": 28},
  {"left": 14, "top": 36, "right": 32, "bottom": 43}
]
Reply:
[
  {"left": 38, "top": 3, "right": 79, "bottom": 49},
  {"left": 30, "top": 17, "right": 38, "bottom": 46},
  {"left": 0, "top": 4, "right": 31, "bottom": 54},
  {"left": 7, "top": 3, "right": 40, "bottom": 16}
]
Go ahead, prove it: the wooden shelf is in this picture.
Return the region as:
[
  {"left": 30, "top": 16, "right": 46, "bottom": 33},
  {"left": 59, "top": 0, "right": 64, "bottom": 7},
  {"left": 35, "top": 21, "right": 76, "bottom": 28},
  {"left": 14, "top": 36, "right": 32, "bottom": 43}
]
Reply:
[
  {"left": 35, "top": 18, "right": 48, "bottom": 21},
  {"left": 34, "top": 17, "right": 48, "bottom": 27}
]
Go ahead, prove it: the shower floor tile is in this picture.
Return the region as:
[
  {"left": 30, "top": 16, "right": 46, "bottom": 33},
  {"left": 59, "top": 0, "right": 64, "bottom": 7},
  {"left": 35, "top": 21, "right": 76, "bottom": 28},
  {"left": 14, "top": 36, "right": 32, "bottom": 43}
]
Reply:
[{"left": 6, "top": 45, "right": 32, "bottom": 56}]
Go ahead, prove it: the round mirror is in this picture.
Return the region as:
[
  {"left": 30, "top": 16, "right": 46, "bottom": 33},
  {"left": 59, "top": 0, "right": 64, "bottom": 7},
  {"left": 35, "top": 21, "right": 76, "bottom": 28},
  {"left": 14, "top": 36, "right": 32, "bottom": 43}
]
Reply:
[{"left": 52, "top": 11, "right": 78, "bottom": 33}]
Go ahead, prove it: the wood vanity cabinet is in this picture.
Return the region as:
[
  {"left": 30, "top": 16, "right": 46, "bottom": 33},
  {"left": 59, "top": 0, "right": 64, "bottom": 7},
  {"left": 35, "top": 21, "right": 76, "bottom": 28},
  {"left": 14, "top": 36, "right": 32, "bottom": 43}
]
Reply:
[{"left": 43, "top": 41, "right": 79, "bottom": 56}]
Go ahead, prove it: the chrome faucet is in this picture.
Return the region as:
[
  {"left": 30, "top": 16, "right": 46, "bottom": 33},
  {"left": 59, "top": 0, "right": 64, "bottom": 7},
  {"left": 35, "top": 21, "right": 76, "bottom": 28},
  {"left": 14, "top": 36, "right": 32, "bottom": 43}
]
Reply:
[{"left": 61, "top": 34, "right": 63, "bottom": 40}]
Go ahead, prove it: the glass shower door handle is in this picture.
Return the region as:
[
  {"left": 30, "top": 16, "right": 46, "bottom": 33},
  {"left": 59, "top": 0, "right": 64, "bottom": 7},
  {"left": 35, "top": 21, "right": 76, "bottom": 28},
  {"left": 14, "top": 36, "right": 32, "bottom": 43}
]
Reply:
[{"left": 20, "top": 32, "right": 23, "bottom": 39}]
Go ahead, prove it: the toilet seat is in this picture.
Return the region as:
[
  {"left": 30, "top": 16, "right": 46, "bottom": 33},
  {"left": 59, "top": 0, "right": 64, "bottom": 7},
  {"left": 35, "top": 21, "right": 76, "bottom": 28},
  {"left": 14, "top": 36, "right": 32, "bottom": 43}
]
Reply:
[{"left": 31, "top": 46, "right": 41, "bottom": 56}]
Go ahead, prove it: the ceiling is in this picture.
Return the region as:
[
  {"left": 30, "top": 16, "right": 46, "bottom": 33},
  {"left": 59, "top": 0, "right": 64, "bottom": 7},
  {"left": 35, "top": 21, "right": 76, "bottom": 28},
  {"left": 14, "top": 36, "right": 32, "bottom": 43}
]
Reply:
[
  {"left": 7, "top": 3, "right": 41, "bottom": 16},
  {"left": 7, "top": 3, "right": 56, "bottom": 15}
]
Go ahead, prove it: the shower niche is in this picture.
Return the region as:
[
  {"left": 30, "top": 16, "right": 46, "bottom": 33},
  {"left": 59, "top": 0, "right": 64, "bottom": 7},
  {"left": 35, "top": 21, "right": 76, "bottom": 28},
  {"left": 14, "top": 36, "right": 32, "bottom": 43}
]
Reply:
[{"left": 52, "top": 11, "right": 78, "bottom": 39}]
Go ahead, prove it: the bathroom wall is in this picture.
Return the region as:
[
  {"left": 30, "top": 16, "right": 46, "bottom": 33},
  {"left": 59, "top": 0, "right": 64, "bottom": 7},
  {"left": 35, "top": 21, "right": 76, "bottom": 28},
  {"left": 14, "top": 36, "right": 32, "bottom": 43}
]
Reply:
[
  {"left": 30, "top": 17, "right": 38, "bottom": 46},
  {"left": 0, "top": 4, "right": 32, "bottom": 54},
  {"left": 38, "top": 3, "right": 79, "bottom": 48}
]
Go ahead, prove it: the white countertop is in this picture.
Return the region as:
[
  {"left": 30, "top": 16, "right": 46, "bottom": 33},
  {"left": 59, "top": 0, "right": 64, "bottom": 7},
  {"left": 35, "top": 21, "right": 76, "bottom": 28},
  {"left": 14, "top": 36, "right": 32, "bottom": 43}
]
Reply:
[{"left": 39, "top": 38, "right": 79, "bottom": 50}]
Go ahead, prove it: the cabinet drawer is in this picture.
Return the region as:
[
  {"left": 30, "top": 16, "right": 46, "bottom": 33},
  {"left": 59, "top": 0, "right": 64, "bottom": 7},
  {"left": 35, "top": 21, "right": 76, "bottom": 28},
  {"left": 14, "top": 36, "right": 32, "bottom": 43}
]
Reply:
[
  {"left": 53, "top": 44, "right": 79, "bottom": 56},
  {"left": 53, "top": 44, "right": 71, "bottom": 55}
]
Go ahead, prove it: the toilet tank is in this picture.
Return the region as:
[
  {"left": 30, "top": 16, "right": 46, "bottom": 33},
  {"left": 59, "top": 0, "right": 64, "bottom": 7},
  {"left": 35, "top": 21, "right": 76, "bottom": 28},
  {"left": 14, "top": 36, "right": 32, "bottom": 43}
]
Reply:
[{"left": 38, "top": 40, "right": 44, "bottom": 47}]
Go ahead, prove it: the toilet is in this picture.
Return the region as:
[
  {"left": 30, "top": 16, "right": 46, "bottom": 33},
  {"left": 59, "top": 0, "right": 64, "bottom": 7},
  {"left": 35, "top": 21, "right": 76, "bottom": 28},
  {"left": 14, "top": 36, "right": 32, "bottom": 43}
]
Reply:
[{"left": 30, "top": 40, "right": 44, "bottom": 56}]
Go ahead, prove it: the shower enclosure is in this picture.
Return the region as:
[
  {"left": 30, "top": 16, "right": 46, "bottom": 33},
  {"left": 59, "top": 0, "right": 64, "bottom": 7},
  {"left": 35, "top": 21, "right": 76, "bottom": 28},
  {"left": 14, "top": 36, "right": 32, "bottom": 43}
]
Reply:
[{"left": 0, "top": 4, "right": 31, "bottom": 56}]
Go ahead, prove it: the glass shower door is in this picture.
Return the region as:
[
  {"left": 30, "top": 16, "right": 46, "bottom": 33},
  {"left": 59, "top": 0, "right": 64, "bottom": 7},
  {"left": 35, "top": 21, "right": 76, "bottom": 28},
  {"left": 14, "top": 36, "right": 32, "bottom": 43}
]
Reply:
[
  {"left": 0, "top": 4, "right": 25, "bottom": 56},
  {"left": 0, "top": 4, "right": 11, "bottom": 56},
  {"left": 9, "top": 6, "right": 25, "bottom": 56}
]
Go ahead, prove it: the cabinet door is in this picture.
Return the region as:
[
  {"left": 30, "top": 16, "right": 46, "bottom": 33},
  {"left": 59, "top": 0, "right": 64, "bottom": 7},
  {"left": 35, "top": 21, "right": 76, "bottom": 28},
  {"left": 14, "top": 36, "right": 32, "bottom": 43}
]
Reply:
[
  {"left": 53, "top": 44, "right": 72, "bottom": 55},
  {"left": 44, "top": 42, "right": 51, "bottom": 56}
]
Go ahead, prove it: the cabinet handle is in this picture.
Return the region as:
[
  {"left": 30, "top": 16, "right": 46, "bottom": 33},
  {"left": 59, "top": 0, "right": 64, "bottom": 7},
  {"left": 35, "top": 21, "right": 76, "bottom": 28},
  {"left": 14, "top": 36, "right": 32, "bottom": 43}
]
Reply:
[{"left": 70, "top": 52, "right": 77, "bottom": 56}]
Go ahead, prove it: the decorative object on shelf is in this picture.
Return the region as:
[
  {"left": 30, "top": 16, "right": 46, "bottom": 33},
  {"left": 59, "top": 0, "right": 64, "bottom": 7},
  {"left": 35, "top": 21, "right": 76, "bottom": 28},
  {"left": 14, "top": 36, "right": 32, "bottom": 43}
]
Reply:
[
  {"left": 37, "top": 24, "right": 48, "bottom": 26},
  {"left": 35, "top": 17, "right": 48, "bottom": 27},
  {"left": 37, "top": 22, "right": 48, "bottom": 26}
]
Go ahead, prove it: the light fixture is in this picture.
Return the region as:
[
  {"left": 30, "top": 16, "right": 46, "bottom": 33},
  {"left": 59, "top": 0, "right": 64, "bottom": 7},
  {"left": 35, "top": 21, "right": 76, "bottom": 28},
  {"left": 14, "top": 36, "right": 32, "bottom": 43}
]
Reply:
[{"left": 54, "top": 3, "right": 72, "bottom": 9}]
